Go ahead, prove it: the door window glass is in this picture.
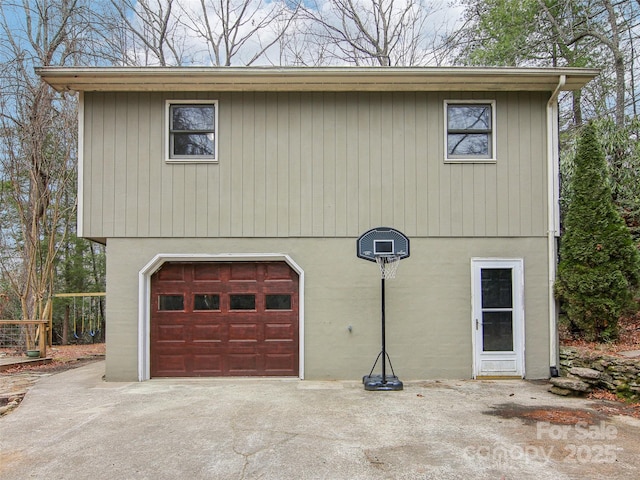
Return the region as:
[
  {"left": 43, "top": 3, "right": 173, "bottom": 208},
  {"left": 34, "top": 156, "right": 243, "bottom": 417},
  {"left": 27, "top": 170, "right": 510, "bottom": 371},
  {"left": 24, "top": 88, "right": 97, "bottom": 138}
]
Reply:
[
  {"left": 482, "top": 311, "right": 513, "bottom": 351},
  {"left": 158, "top": 295, "right": 184, "bottom": 311},
  {"left": 265, "top": 294, "right": 292, "bottom": 310},
  {"left": 230, "top": 294, "right": 255, "bottom": 310},
  {"left": 194, "top": 294, "right": 220, "bottom": 311},
  {"left": 481, "top": 268, "right": 512, "bottom": 308}
]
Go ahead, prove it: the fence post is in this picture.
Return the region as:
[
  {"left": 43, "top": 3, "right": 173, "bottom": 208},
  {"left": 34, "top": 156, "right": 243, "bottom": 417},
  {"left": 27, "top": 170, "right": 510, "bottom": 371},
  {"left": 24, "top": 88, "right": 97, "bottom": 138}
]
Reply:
[{"left": 39, "top": 321, "right": 47, "bottom": 357}]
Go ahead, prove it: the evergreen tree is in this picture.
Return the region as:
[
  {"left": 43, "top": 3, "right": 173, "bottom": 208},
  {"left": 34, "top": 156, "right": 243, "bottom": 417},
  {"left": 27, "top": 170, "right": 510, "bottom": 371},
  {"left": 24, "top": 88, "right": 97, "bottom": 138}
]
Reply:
[{"left": 556, "top": 123, "right": 640, "bottom": 341}]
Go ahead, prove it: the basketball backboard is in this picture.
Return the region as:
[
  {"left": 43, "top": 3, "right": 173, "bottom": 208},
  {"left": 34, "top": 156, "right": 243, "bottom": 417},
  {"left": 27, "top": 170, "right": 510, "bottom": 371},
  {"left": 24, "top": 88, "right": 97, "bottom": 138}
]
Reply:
[{"left": 356, "top": 227, "right": 410, "bottom": 262}]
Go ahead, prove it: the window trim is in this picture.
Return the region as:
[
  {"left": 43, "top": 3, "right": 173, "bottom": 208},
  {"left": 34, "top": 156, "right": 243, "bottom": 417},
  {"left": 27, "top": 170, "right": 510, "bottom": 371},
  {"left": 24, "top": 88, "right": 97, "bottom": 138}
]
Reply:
[
  {"left": 444, "top": 100, "right": 496, "bottom": 163},
  {"left": 165, "top": 99, "right": 218, "bottom": 163}
]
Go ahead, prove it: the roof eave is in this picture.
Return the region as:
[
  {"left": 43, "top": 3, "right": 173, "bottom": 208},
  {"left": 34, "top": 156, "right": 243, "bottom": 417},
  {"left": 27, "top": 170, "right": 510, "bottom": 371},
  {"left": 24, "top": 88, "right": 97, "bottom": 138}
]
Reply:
[{"left": 36, "top": 66, "right": 599, "bottom": 93}]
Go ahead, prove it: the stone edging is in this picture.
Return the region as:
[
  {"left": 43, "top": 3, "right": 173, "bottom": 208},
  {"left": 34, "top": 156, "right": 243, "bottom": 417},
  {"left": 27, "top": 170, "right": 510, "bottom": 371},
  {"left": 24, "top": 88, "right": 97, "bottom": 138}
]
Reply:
[{"left": 549, "top": 346, "right": 640, "bottom": 401}]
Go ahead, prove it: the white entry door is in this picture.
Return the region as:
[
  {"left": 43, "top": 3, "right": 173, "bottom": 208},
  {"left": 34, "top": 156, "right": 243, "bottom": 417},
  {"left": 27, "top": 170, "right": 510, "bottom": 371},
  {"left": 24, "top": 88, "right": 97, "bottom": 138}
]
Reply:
[{"left": 472, "top": 259, "right": 524, "bottom": 378}]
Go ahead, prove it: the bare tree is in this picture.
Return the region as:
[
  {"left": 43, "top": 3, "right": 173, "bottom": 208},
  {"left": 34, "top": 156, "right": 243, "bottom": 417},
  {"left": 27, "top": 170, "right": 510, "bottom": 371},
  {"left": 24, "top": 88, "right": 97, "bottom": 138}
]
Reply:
[
  {"left": 178, "top": 0, "right": 299, "bottom": 66},
  {"left": 101, "top": 0, "right": 454, "bottom": 67},
  {"left": 0, "top": 0, "right": 85, "bottom": 327},
  {"left": 298, "top": 0, "right": 447, "bottom": 66},
  {"left": 104, "top": 0, "right": 190, "bottom": 66}
]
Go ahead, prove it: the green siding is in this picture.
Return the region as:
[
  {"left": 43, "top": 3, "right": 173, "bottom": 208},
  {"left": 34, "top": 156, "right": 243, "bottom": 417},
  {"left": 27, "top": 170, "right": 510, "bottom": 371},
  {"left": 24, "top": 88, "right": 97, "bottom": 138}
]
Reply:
[{"left": 82, "top": 91, "right": 549, "bottom": 239}]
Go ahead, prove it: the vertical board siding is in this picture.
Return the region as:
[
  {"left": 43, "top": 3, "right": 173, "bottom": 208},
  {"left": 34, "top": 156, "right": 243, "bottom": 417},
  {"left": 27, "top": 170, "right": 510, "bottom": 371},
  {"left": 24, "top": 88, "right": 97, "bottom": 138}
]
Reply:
[
  {"left": 369, "top": 92, "right": 383, "bottom": 227},
  {"left": 147, "top": 94, "right": 163, "bottom": 237},
  {"left": 323, "top": 93, "right": 337, "bottom": 236},
  {"left": 83, "top": 91, "right": 549, "bottom": 239},
  {"left": 113, "top": 93, "right": 128, "bottom": 237},
  {"left": 334, "top": 93, "right": 348, "bottom": 235},
  {"left": 241, "top": 93, "right": 256, "bottom": 237},
  {"left": 230, "top": 92, "right": 244, "bottom": 237},
  {"left": 404, "top": 93, "right": 418, "bottom": 235},
  {"left": 125, "top": 93, "right": 139, "bottom": 236},
  {"left": 311, "top": 92, "right": 324, "bottom": 237},
  {"left": 252, "top": 92, "right": 266, "bottom": 237},
  {"left": 102, "top": 94, "right": 116, "bottom": 236}
]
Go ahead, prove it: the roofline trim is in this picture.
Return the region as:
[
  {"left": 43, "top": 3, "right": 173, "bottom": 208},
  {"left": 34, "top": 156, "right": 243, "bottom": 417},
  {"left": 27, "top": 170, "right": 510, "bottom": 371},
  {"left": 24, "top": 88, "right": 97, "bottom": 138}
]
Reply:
[{"left": 36, "top": 66, "right": 599, "bottom": 93}]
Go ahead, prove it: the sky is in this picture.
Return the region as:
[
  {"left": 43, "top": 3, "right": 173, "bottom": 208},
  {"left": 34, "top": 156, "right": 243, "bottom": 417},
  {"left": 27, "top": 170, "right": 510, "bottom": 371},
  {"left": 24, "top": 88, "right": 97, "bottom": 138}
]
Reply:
[{"left": 0, "top": 0, "right": 466, "bottom": 67}]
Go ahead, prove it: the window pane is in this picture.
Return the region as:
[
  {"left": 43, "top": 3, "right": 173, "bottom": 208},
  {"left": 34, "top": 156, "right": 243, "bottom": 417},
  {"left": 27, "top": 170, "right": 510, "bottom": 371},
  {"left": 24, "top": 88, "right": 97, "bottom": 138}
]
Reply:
[
  {"left": 448, "top": 133, "right": 489, "bottom": 156},
  {"left": 230, "top": 294, "right": 255, "bottom": 310},
  {"left": 481, "top": 268, "right": 512, "bottom": 309},
  {"left": 158, "top": 295, "right": 184, "bottom": 311},
  {"left": 447, "top": 105, "right": 491, "bottom": 130},
  {"left": 171, "top": 106, "right": 214, "bottom": 131},
  {"left": 266, "top": 294, "right": 292, "bottom": 310},
  {"left": 482, "top": 311, "right": 513, "bottom": 351},
  {"left": 173, "top": 133, "right": 214, "bottom": 156},
  {"left": 194, "top": 294, "right": 220, "bottom": 310}
]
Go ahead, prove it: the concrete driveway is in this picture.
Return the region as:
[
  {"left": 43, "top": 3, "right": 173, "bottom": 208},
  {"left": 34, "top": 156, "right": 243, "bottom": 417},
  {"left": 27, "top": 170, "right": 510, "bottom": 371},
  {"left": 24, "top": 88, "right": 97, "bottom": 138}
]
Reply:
[{"left": 1, "top": 361, "right": 639, "bottom": 480}]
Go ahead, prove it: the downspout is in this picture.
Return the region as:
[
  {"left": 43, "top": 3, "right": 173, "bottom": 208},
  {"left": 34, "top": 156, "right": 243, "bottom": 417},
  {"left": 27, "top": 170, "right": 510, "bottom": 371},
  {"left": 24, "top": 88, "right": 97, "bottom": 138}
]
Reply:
[{"left": 547, "top": 75, "right": 565, "bottom": 377}]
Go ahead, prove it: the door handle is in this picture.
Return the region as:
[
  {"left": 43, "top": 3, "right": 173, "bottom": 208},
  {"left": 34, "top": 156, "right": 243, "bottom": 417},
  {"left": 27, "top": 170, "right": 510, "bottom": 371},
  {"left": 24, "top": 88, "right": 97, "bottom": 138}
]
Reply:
[{"left": 476, "top": 319, "right": 480, "bottom": 330}]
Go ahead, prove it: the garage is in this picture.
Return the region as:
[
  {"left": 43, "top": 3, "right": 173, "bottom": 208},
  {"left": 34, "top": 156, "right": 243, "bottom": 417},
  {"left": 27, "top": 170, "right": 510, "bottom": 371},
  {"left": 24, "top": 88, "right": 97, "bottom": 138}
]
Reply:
[{"left": 150, "top": 261, "right": 299, "bottom": 377}]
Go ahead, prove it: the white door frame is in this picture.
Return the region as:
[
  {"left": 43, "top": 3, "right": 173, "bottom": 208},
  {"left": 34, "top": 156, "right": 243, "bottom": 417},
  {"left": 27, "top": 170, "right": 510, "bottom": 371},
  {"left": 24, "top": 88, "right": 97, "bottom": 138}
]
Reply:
[
  {"left": 471, "top": 258, "right": 525, "bottom": 378},
  {"left": 138, "top": 253, "right": 305, "bottom": 381}
]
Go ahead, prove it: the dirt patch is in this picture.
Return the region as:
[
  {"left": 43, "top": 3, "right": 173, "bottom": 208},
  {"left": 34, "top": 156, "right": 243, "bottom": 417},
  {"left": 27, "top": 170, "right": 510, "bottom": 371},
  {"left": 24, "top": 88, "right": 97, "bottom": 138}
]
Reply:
[
  {"left": 589, "top": 400, "right": 640, "bottom": 419},
  {"left": 485, "top": 403, "right": 608, "bottom": 425},
  {"left": 560, "top": 312, "right": 640, "bottom": 356},
  {"left": 1, "top": 343, "right": 104, "bottom": 374}
]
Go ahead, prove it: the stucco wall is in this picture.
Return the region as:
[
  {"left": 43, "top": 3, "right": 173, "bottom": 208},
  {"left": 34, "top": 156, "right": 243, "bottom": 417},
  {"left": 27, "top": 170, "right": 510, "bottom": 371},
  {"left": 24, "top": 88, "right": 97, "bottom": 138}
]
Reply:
[{"left": 104, "top": 236, "right": 550, "bottom": 382}]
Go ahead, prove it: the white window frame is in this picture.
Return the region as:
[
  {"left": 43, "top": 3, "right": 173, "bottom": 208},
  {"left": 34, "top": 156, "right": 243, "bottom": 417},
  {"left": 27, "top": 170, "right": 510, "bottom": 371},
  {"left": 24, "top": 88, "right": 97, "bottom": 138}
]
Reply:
[
  {"left": 165, "top": 99, "right": 218, "bottom": 163},
  {"left": 444, "top": 100, "right": 496, "bottom": 163}
]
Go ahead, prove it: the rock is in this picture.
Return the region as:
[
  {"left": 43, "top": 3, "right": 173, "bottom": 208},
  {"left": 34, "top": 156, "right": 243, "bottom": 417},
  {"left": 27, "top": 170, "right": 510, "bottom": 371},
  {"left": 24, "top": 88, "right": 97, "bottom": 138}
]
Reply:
[
  {"left": 550, "top": 376, "right": 591, "bottom": 392},
  {"left": 569, "top": 367, "right": 601, "bottom": 380},
  {"left": 8, "top": 394, "right": 24, "bottom": 403},
  {"left": 619, "top": 350, "right": 640, "bottom": 358},
  {"left": 548, "top": 386, "right": 573, "bottom": 396},
  {"left": 558, "top": 346, "right": 640, "bottom": 399}
]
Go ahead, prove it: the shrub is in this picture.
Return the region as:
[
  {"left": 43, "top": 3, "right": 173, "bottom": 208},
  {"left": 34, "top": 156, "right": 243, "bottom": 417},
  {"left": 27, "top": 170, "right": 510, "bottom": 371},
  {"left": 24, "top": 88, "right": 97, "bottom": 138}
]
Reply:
[{"left": 555, "top": 122, "right": 640, "bottom": 341}]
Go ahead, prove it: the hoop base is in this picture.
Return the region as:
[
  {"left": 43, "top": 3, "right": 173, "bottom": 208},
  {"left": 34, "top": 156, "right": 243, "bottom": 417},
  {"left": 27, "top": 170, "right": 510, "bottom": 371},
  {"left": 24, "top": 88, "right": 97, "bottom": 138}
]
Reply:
[{"left": 363, "top": 374, "right": 404, "bottom": 391}]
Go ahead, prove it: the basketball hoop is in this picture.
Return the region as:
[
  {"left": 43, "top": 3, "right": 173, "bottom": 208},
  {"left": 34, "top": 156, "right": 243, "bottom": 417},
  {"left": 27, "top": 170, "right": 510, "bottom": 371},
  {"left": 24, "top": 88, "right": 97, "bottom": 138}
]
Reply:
[
  {"left": 357, "top": 227, "right": 410, "bottom": 391},
  {"left": 375, "top": 255, "right": 401, "bottom": 280}
]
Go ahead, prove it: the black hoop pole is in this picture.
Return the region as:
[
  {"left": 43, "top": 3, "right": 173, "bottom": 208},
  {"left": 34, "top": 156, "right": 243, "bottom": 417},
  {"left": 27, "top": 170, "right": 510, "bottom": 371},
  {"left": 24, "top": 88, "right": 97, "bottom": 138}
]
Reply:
[{"left": 381, "top": 276, "right": 386, "bottom": 383}]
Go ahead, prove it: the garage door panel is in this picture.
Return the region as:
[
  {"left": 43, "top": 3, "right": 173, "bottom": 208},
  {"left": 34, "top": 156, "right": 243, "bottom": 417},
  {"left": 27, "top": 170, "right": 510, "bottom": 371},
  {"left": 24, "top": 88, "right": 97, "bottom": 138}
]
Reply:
[
  {"left": 228, "top": 323, "right": 259, "bottom": 342},
  {"left": 156, "top": 324, "right": 186, "bottom": 342},
  {"left": 156, "top": 264, "right": 186, "bottom": 281},
  {"left": 264, "top": 262, "right": 295, "bottom": 280},
  {"left": 227, "top": 354, "right": 259, "bottom": 374},
  {"left": 156, "top": 354, "right": 188, "bottom": 375},
  {"left": 192, "top": 324, "right": 223, "bottom": 342},
  {"left": 229, "top": 263, "right": 258, "bottom": 281},
  {"left": 151, "top": 261, "right": 298, "bottom": 377},
  {"left": 264, "top": 323, "right": 295, "bottom": 340},
  {"left": 193, "top": 263, "right": 221, "bottom": 281},
  {"left": 264, "top": 354, "right": 297, "bottom": 373},
  {"left": 193, "top": 355, "right": 223, "bottom": 374}
]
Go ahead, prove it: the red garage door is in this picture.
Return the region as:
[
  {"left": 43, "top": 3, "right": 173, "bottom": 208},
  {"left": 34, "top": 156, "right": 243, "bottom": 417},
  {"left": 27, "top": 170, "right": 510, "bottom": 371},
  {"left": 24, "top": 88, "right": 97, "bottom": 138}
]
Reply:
[{"left": 150, "top": 262, "right": 299, "bottom": 377}]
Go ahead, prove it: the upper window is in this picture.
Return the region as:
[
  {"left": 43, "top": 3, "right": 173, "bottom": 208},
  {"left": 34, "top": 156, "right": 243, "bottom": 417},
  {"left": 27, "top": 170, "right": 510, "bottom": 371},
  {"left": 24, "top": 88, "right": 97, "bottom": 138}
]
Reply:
[
  {"left": 445, "top": 100, "right": 496, "bottom": 162},
  {"left": 166, "top": 100, "right": 218, "bottom": 162}
]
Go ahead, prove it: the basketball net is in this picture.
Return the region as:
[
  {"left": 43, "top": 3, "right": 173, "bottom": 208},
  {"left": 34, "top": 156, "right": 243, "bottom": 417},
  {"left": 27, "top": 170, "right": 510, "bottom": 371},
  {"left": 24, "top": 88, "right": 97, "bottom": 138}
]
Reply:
[{"left": 375, "top": 255, "right": 401, "bottom": 280}]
